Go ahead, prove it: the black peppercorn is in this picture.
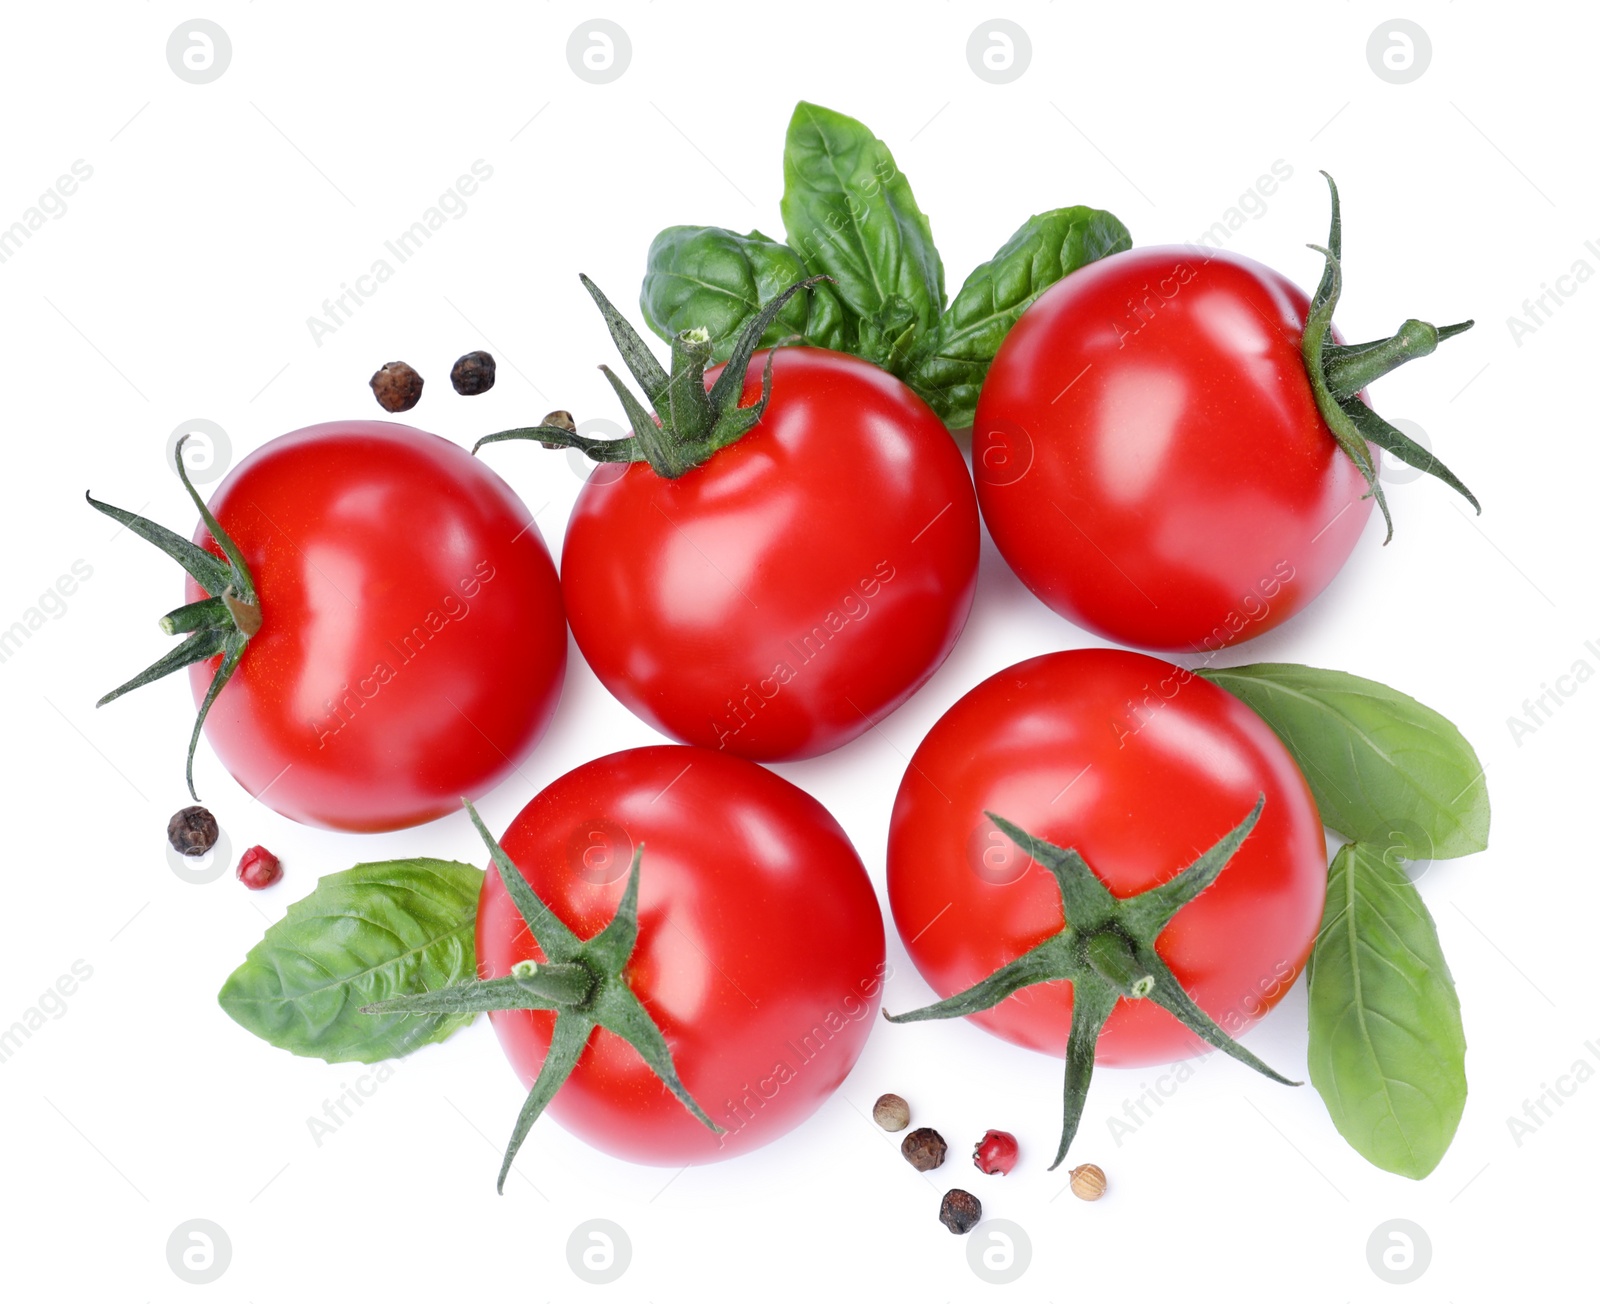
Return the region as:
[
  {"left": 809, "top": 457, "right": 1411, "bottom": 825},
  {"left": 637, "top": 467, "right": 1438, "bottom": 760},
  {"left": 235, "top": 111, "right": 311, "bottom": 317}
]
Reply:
[
  {"left": 939, "top": 1189, "right": 982, "bottom": 1234},
  {"left": 901, "top": 1126, "right": 947, "bottom": 1172},
  {"left": 167, "top": 805, "right": 219, "bottom": 857},
  {"left": 450, "top": 350, "right": 496, "bottom": 396},
  {"left": 370, "top": 361, "right": 424, "bottom": 413}
]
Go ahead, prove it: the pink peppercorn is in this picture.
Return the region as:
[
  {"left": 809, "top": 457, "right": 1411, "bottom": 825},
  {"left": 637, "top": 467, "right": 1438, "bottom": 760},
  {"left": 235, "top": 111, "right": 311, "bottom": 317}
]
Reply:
[
  {"left": 973, "top": 1129, "right": 1019, "bottom": 1175},
  {"left": 236, "top": 845, "right": 283, "bottom": 890}
]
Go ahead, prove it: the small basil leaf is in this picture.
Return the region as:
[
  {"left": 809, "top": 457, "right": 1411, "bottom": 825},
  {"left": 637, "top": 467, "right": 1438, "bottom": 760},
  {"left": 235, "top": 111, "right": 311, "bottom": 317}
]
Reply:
[
  {"left": 905, "top": 206, "right": 1131, "bottom": 426},
  {"left": 639, "top": 226, "right": 848, "bottom": 360},
  {"left": 780, "top": 101, "right": 943, "bottom": 370},
  {"left": 1306, "top": 843, "right": 1467, "bottom": 1179},
  {"left": 1200, "top": 663, "right": 1489, "bottom": 861},
  {"left": 217, "top": 858, "right": 484, "bottom": 1065}
]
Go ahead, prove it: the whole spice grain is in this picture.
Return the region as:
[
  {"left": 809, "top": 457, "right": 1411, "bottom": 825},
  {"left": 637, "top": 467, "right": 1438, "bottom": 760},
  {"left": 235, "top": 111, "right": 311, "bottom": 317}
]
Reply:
[
  {"left": 1068, "top": 1163, "right": 1107, "bottom": 1201},
  {"left": 901, "top": 1126, "right": 947, "bottom": 1172},
  {"left": 166, "top": 805, "right": 219, "bottom": 857},
  {"left": 939, "top": 1189, "right": 982, "bottom": 1234},
  {"left": 450, "top": 351, "right": 496, "bottom": 396},
  {"left": 539, "top": 409, "right": 577, "bottom": 449},
  {"left": 973, "top": 1129, "right": 1018, "bottom": 1175},
  {"left": 872, "top": 1092, "right": 911, "bottom": 1132},
  {"left": 369, "top": 361, "right": 424, "bottom": 413},
  {"left": 237, "top": 845, "right": 283, "bottom": 891}
]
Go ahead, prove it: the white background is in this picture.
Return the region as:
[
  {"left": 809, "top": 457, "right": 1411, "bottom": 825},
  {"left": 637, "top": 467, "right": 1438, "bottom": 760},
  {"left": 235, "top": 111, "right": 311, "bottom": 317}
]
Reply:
[{"left": 1, "top": 2, "right": 1594, "bottom": 1300}]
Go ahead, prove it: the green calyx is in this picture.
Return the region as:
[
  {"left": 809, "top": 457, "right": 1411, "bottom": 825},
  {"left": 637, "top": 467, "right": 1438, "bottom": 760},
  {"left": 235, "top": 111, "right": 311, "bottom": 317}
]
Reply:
[
  {"left": 86, "top": 436, "right": 260, "bottom": 800},
  {"left": 361, "top": 799, "right": 721, "bottom": 1192},
  {"left": 885, "top": 795, "right": 1297, "bottom": 1170},
  {"left": 1301, "top": 172, "right": 1480, "bottom": 543},
  {"left": 474, "top": 274, "right": 830, "bottom": 479}
]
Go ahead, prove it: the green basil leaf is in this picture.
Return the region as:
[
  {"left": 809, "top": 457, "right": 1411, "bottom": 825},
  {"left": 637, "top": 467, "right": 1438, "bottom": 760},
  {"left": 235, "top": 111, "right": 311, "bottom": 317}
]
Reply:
[
  {"left": 904, "top": 206, "right": 1131, "bottom": 426},
  {"left": 1306, "top": 843, "right": 1467, "bottom": 1178},
  {"left": 639, "top": 225, "right": 848, "bottom": 361},
  {"left": 218, "top": 858, "right": 484, "bottom": 1065},
  {"left": 780, "top": 101, "right": 944, "bottom": 371},
  {"left": 1200, "top": 663, "right": 1489, "bottom": 861}
]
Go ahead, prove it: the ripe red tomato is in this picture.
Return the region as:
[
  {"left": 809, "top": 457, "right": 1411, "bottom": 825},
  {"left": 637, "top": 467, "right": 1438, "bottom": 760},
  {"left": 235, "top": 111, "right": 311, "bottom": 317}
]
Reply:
[
  {"left": 886, "top": 648, "right": 1326, "bottom": 1067},
  {"left": 560, "top": 347, "right": 979, "bottom": 760},
  {"left": 973, "top": 248, "right": 1374, "bottom": 652},
  {"left": 182, "top": 421, "right": 566, "bottom": 831},
  {"left": 476, "top": 746, "right": 887, "bottom": 1164}
]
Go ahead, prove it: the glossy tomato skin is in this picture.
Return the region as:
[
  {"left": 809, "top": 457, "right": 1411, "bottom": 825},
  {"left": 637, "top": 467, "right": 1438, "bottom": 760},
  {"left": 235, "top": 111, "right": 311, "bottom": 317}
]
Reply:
[
  {"left": 887, "top": 649, "right": 1326, "bottom": 1067},
  {"left": 476, "top": 746, "right": 887, "bottom": 1165},
  {"left": 184, "top": 421, "right": 566, "bottom": 832},
  {"left": 973, "top": 247, "right": 1375, "bottom": 652},
  {"left": 561, "top": 347, "right": 979, "bottom": 760}
]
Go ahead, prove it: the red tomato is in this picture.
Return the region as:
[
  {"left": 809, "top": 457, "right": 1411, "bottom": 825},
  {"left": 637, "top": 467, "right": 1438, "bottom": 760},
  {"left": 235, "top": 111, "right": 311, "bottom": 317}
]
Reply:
[
  {"left": 973, "top": 248, "right": 1374, "bottom": 652},
  {"left": 886, "top": 648, "right": 1326, "bottom": 1067},
  {"left": 476, "top": 746, "right": 887, "bottom": 1164},
  {"left": 560, "top": 347, "right": 979, "bottom": 760},
  {"left": 184, "top": 421, "right": 566, "bottom": 831}
]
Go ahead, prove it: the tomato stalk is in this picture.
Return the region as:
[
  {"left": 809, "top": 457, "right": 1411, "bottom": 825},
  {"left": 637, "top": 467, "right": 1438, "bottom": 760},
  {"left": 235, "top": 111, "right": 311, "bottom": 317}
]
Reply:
[
  {"left": 86, "top": 436, "right": 261, "bottom": 800},
  {"left": 474, "top": 275, "right": 831, "bottom": 478},
  {"left": 361, "top": 799, "right": 722, "bottom": 1192},
  {"left": 1300, "top": 173, "right": 1481, "bottom": 542},
  {"left": 885, "top": 794, "right": 1298, "bottom": 1169}
]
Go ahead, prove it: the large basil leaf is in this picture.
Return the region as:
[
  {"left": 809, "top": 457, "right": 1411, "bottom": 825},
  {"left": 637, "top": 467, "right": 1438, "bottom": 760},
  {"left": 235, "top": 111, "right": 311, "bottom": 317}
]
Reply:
[
  {"left": 780, "top": 101, "right": 943, "bottom": 372},
  {"left": 1200, "top": 663, "right": 1489, "bottom": 861},
  {"left": 1306, "top": 843, "right": 1467, "bottom": 1179},
  {"left": 639, "top": 226, "right": 848, "bottom": 361},
  {"left": 904, "top": 207, "right": 1131, "bottom": 427},
  {"left": 218, "top": 858, "right": 484, "bottom": 1064}
]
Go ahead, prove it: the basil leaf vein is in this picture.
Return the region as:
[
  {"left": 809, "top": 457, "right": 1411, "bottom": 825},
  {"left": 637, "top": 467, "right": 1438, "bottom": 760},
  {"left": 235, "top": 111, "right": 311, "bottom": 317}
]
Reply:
[
  {"left": 1200, "top": 663, "right": 1489, "bottom": 860},
  {"left": 217, "top": 858, "right": 485, "bottom": 1065},
  {"left": 1306, "top": 843, "right": 1467, "bottom": 1179}
]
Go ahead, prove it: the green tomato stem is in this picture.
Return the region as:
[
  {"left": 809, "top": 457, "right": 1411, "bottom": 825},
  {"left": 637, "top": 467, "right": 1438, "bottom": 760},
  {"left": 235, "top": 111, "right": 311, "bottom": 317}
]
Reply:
[
  {"left": 1083, "top": 931, "right": 1154, "bottom": 998},
  {"left": 474, "top": 275, "right": 830, "bottom": 480},
  {"left": 884, "top": 796, "right": 1292, "bottom": 1169},
  {"left": 1322, "top": 318, "right": 1474, "bottom": 400},
  {"left": 364, "top": 799, "right": 722, "bottom": 1192},
  {"left": 1298, "top": 173, "right": 1480, "bottom": 539},
  {"left": 86, "top": 435, "right": 261, "bottom": 799},
  {"left": 509, "top": 959, "right": 595, "bottom": 1007}
]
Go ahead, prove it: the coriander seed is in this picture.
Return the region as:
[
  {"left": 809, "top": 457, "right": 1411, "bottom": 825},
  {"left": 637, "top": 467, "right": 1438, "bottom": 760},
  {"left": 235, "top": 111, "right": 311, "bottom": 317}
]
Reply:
[{"left": 1069, "top": 1162, "right": 1107, "bottom": 1201}]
